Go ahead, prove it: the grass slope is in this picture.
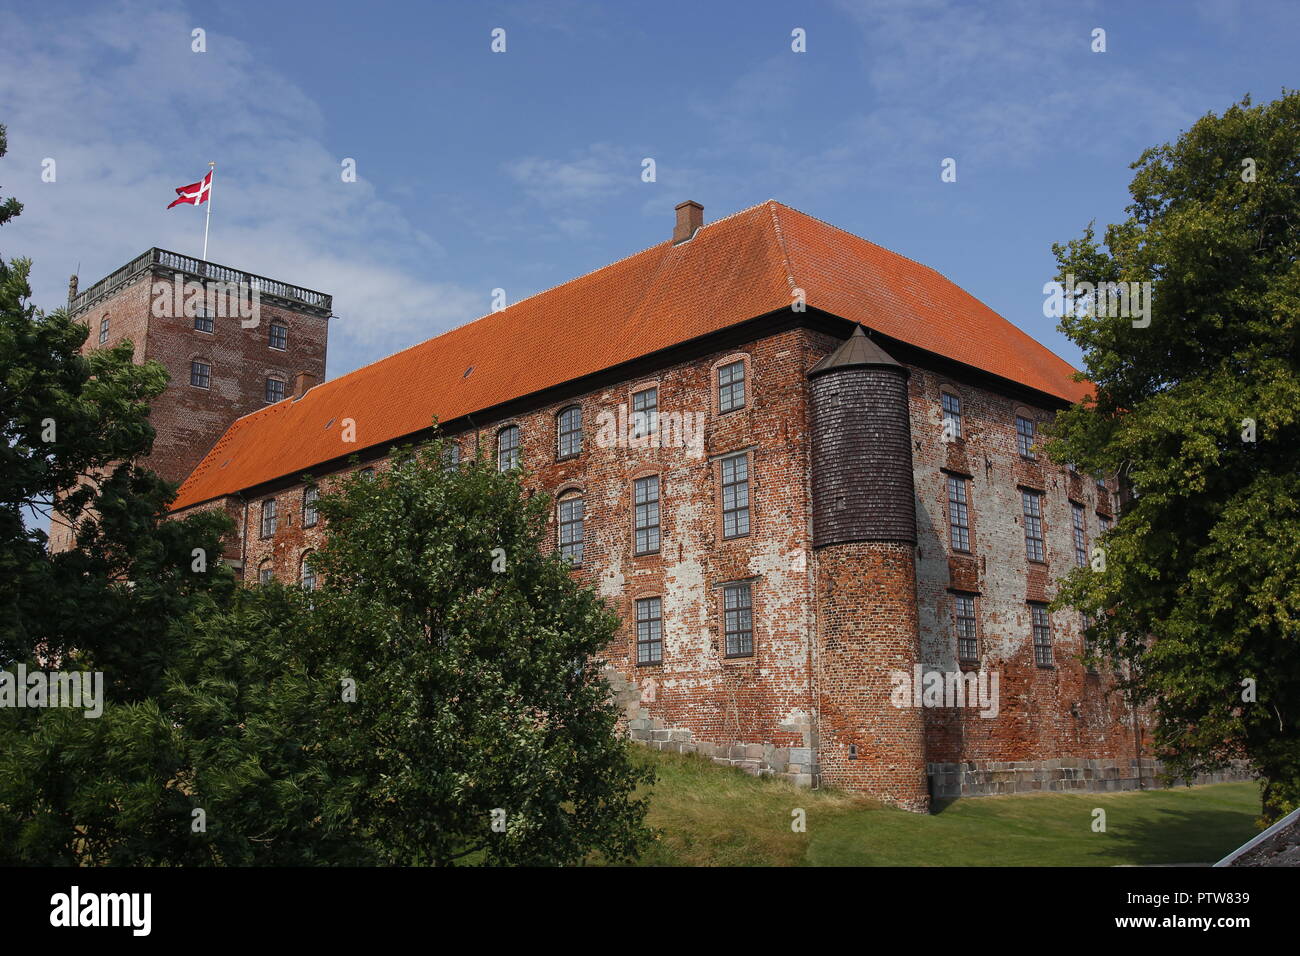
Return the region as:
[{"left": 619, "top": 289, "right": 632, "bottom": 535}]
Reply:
[{"left": 626, "top": 747, "right": 1260, "bottom": 867}]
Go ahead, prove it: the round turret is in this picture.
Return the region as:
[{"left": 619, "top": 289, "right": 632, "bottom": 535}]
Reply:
[{"left": 808, "top": 325, "right": 916, "bottom": 547}]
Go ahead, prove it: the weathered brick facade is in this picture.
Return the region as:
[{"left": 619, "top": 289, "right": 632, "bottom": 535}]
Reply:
[
  {"left": 50, "top": 250, "right": 330, "bottom": 553},
  {"left": 175, "top": 315, "right": 1156, "bottom": 811},
  {"left": 76, "top": 204, "right": 1187, "bottom": 811}
]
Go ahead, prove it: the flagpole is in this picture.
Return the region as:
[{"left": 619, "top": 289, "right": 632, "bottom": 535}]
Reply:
[{"left": 202, "top": 161, "right": 215, "bottom": 261}]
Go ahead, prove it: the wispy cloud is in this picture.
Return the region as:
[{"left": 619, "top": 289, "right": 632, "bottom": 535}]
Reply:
[{"left": 0, "top": 0, "right": 479, "bottom": 371}]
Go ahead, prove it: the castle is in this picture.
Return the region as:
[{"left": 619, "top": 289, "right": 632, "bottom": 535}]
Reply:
[{"left": 59, "top": 200, "right": 1158, "bottom": 812}]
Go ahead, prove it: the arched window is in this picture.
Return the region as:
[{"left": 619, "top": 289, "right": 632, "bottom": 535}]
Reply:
[
  {"left": 257, "top": 559, "right": 273, "bottom": 585},
  {"left": 444, "top": 443, "right": 461, "bottom": 472},
  {"left": 557, "top": 406, "right": 582, "bottom": 459},
  {"left": 497, "top": 425, "right": 521, "bottom": 471},
  {"left": 302, "top": 486, "right": 319, "bottom": 528},
  {"left": 260, "top": 498, "right": 277, "bottom": 538},
  {"left": 1015, "top": 414, "right": 1037, "bottom": 459},
  {"left": 940, "top": 390, "right": 962, "bottom": 441},
  {"left": 300, "top": 552, "right": 316, "bottom": 592},
  {"left": 558, "top": 493, "right": 584, "bottom": 564},
  {"left": 717, "top": 359, "right": 746, "bottom": 413}
]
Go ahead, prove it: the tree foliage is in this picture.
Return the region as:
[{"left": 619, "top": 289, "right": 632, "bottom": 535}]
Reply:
[
  {"left": 1047, "top": 92, "right": 1300, "bottom": 821},
  {"left": 1, "top": 439, "right": 654, "bottom": 865},
  {"left": 1, "top": 119, "right": 649, "bottom": 863}
]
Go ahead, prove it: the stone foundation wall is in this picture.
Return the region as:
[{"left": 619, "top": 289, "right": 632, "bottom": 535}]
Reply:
[
  {"left": 628, "top": 718, "right": 816, "bottom": 787},
  {"left": 927, "top": 757, "right": 1253, "bottom": 798}
]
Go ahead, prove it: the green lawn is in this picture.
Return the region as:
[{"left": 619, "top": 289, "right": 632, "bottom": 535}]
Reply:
[{"left": 623, "top": 746, "right": 1261, "bottom": 866}]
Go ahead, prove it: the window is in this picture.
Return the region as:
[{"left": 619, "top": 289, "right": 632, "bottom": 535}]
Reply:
[
  {"left": 303, "top": 487, "right": 318, "bottom": 528},
  {"left": 1015, "top": 416, "right": 1036, "bottom": 458},
  {"left": 955, "top": 594, "right": 978, "bottom": 662},
  {"left": 1098, "top": 513, "right": 1112, "bottom": 535},
  {"left": 265, "top": 377, "right": 286, "bottom": 404},
  {"left": 444, "top": 444, "right": 461, "bottom": 471},
  {"left": 723, "top": 582, "right": 753, "bottom": 658},
  {"left": 1071, "top": 503, "right": 1088, "bottom": 567},
  {"left": 941, "top": 392, "right": 962, "bottom": 440},
  {"left": 1095, "top": 474, "right": 1107, "bottom": 490},
  {"left": 947, "top": 476, "right": 970, "bottom": 552},
  {"left": 194, "top": 309, "right": 214, "bottom": 334},
  {"left": 635, "top": 596, "right": 662, "bottom": 665},
  {"left": 718, "top": 360, "right": 746, "bottom": 413},
  {"left": 1022, "top": 490, "right": 1045, "bottom": 562},
  {"left": 98, "top": 316, "right": 109, "bottom": 344},
  {"left": 497, "top": 425, "right": 520, "bottom": 471},
  {"left": 721, "top": 454, "right": 750, "bottom": 538},
  {"left": 269, "top": 322, "right": 288, "bottom": 351},
  {"left": 1031, "top": 604, "right": 1053, "bottom": 666},
  {"left": 300, "top": 554, "right": 316, "bottom": 592},
  {"left": 258, "top": 562, "right": 273, "bottom": 585},
  {"left": 190, "top": 360, "right": 211, "bottom": 389},
  {"left": 260, "top": 498, "right": 277, "bottom": 538},
  {"left": 558, "top": 495, "right": 584, "bottom": 565},
  {"left": 557, "top": 406, "right": 582, "bottom": 459},
  {"left": 631, "top": 387, "right": 658, "bottom": 439},
  {"left": 1081, "top": 612, "right": 1097, "bottom": 672},
  {"left": 634, "top": 476, "right": 660, "bottom": 555},
  {"left": 359, "top": 467, "right": 375, "bottom": 480}
]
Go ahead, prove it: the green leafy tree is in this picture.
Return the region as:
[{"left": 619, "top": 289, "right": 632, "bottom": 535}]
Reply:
[
  {"left": 0, "top": 152, "right": 234, "bottom": 690},
  {"left": 0, "top": 126, "right": 22, "bottom": 229},
  {"left": 1047, "top": 92, "right": 1300, "bottom": 822},
  {"left": 2, "top": 439, "right": 654, "bottom": 865},
  {"left": 0, "top": 119, "right": 236, "bottom": 861},
  {"left": 291, "top": 441, "right": 654, "bottom": 864}
]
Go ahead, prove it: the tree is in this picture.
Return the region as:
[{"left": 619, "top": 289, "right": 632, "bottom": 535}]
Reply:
[
  {"left": 0, "top": 126, "right": 22, "bottom": 229},
  {"left": 0, "top": 119, "right": 236, "bottom": 861},
  {"left": 1047, "top": 92, "right": 1300, "bottom": 822},
  {"left": 1, "top": 439, "right": 654, "bottom": 865},
  {"left": 289, "top": 440, "right": 654, "bottom": 864},
  {"left": 0, "top": 130, "right": 234, "bottom": 691}
]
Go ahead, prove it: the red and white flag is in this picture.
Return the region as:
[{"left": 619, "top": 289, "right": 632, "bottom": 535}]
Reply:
[{"left": 167, "top": 170, "right": 212, "bottom": 208}]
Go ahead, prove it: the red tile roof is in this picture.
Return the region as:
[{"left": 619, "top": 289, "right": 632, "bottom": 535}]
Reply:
[{"left": 171, "top": 201, "right": 1090, "bottom": 511}]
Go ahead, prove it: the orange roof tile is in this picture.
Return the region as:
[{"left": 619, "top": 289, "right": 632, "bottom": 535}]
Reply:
[{"left": 171, "top": 201, "right": 1090, "bottom": 511}]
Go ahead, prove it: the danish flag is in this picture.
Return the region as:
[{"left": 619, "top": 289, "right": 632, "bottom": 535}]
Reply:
[{"left": 167, "top": 170, "right": 212, "bottom": 208}]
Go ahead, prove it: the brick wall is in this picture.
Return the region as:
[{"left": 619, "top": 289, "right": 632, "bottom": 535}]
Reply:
[
  {"left": 140, "top": 278, "right": 327, "bottom": 486},
  {"left": 178, "top": 322, "right": 1163, "bottom": 806},
  {"left": 49, "top": 263, "right": 328, "bottom": 554}
]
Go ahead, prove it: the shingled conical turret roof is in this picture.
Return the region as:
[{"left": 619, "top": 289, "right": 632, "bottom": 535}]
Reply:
[{"left": 807, "top": 324, "right": 903, "bottom": 377}]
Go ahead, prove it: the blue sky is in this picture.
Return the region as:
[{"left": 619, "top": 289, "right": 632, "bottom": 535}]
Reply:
[{"left": 2, "top": 0, "right": 1297, "bottom": 377}]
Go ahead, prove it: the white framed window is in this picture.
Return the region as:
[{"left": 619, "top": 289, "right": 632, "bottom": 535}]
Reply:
[{"left": 497, "top": 425, "right": 520, "bottom": 471}]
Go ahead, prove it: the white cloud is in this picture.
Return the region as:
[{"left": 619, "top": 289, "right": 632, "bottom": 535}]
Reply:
[
  {"left": 0, "top": 0, "right": 478, "bottom": 372},
  {"left": 503, "top": 142, "right": 637, "bottom": 205}
]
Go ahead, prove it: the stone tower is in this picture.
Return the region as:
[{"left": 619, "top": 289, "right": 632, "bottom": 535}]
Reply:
[
  {"left": 808, "top": 324, "right": 929, "bottom": 811},
  {"left": 50, "top": 248, "right": 331, "bottom": 552}
]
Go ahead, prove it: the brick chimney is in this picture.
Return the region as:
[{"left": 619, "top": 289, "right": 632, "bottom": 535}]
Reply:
[
  {"left": 673, "top": 200, "right": 703, "bottom": 244},
  {"left": 292, "top": 370, "right": 319, "bottom": 400}
]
